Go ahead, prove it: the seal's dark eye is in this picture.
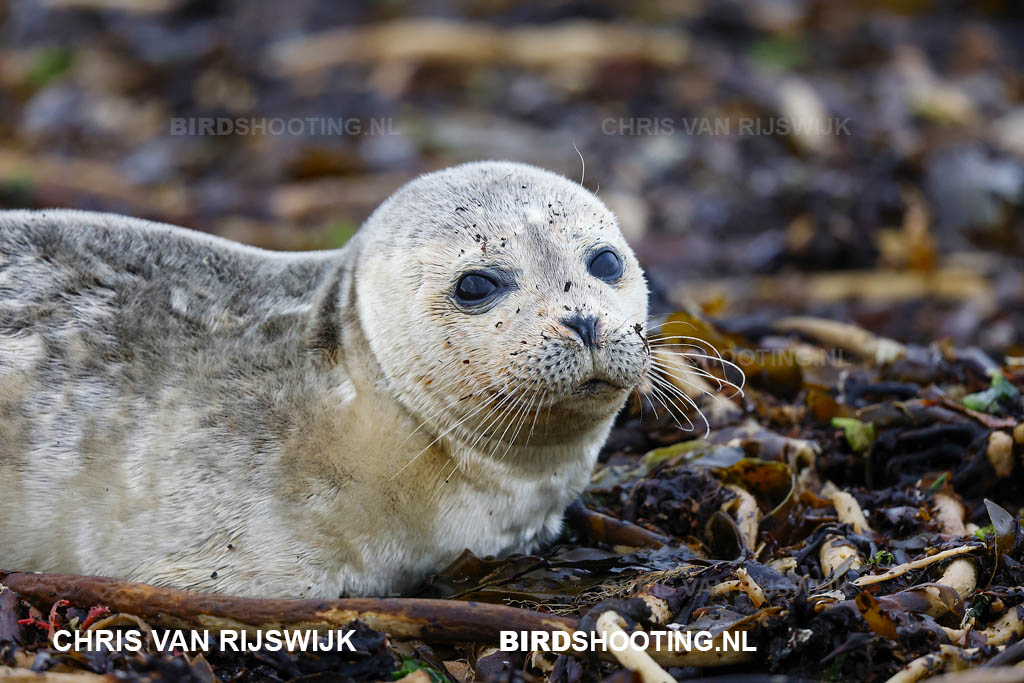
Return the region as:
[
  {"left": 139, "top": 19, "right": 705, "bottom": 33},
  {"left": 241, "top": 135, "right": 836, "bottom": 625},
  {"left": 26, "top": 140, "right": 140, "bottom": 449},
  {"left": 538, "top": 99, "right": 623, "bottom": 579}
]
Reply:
[
  {"left": 455, "top": 272, "right": 499, "bottom": 305},
  {"left": 588, "top": 248, "right": 623, "bottom": 282}
]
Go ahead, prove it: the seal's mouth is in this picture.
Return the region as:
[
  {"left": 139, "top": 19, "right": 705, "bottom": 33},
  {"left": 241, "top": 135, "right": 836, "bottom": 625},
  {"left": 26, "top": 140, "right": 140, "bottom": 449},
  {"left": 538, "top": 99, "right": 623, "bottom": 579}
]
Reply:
[{"left": 575, "top": 378, "right": 622, "bottom": 394}]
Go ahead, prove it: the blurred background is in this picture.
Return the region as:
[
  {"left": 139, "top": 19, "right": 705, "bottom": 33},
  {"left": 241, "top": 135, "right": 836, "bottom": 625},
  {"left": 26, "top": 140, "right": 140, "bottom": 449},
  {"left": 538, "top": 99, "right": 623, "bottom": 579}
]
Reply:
[{"left": 0, "top": 0, "right": 1022, "bottom": 355}]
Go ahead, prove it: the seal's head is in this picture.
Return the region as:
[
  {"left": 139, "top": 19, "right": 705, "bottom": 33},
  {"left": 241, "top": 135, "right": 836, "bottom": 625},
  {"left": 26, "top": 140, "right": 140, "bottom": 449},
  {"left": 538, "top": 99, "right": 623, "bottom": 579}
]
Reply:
[{"left": 354, "top": 161, "right": 649, "bottom": 455}]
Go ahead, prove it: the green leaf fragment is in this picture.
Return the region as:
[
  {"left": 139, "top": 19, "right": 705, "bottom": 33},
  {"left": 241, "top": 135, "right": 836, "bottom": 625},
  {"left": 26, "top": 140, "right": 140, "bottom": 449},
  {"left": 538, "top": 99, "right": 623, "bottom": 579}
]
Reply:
[
  {"left": 968, "top": 593, "right": 992, "bottom": 618},
  {"left": 749, "top": 36, "right": 809, "bottom": 71},
  {"left": 27, "top": 47, "right": 73, "bottom": 88},
  {"left": 929, "top": 472, "right": 949, "bottom": 492},
  {"left": 641, "top": 440, "right": 709, "bottom": 469},
  {"left": 831, "top": 417, "right": 876, "bottom": 452},
  {"left": 393, "top": 657, "right": 445, "bottom": 683},
  {"left": 962, "top": 371, "right": 1019, "bottom": 414},
  {"left": 870, "top": 550, "right": 895, "bottom": 565}
]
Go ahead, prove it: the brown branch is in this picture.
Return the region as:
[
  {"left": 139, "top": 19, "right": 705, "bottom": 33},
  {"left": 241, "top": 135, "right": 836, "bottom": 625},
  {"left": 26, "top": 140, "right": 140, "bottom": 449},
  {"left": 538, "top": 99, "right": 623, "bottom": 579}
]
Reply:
[{"left": 0, "top": 571, "right": 576, "bottom": 644}]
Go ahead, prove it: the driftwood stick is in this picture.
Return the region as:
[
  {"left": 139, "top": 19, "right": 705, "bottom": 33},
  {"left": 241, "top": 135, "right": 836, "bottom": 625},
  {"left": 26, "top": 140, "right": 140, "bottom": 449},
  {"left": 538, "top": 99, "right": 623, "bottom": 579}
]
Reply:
[
  {"left": 595, "top": 611, "right": 674, "bottom": 683},
  {"left": 0, "top": 571, "right": 577, "bottom": 644},
  {"left": 852, "top": 544, "right": 978, "bottom": 587}
]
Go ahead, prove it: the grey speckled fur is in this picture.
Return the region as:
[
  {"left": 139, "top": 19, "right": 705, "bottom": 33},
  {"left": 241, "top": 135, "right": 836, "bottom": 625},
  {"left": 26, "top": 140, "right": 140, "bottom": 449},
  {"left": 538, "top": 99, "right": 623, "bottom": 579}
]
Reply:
[{"left": 0, "top": 161, "right": 649, "bottom": 598}]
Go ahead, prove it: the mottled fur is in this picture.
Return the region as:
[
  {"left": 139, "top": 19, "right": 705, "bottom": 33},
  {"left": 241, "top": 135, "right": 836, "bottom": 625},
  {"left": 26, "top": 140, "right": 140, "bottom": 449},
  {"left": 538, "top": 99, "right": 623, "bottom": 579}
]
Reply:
[{"left": 0, "top": 161, "right": 648, "bottom": 597}]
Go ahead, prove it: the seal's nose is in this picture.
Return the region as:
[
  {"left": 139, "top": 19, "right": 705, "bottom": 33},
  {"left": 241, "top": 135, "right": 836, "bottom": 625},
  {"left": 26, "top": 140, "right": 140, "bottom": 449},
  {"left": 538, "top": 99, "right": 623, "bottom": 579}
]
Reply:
[{"left": 561, "top": 315, "right": 599, "bottom": 349}]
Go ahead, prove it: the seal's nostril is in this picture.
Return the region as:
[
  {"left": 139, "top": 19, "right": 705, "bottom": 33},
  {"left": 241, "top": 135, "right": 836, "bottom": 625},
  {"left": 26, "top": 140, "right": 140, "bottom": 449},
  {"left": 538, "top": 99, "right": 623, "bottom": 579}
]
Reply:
[{"left": 561, "top": 314, "right": 599, "bottom": 349}]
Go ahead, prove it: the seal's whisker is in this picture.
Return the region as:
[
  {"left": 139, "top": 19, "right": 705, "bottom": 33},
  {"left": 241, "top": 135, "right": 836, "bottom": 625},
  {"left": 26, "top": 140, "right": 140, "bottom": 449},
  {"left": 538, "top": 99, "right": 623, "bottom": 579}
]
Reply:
[
  {"left": 511, "top": 386, "right": 542, "bottom": 444},
  {"left": 606, "top": 311, "right": 650, "bottom": 336},
  {"left": 648, "top": 331, "right": 713, "bottom": 343},
  {"left": 648, "top": 332, "right": 729, "bottom": 358},
  {"left": 645, "top": 381, "right": 694, "bottom": 432},
  {"left": 648, "top": 333, "right": 721, "bottom": 354},
  {"left": 543, "top": 393, "right": 555, "bottom": 436},
  {"left": 523, "top": 390, "right": 547, "bottom": 450},
  {"left": 649, "top": 341, "right": 715, "bottom": 358},
  {"left": 463, "top": 379, "right": 532, "bottom": 455},
  {"left": 643, "top": 391, "right": 665, "bottom": 421},
  {"left": 469, "top": 384, "right": 526, "bottom": 443},
  {"left": 496, "top": 385, "right": 541, "bottom": 464},
  {"left": 479, "top": 381, "right": 532, "bottom": 437},
  {"left": 632, "top": 386, "right": 646, "bottom": 421},
  {"left": 642, "top": 387, "right": 670, "bottom": 423},
  {"left": 395, "top": 367, "right": 529, "bottom": 479},
  {"left": 650, "top": 345, "right": 746, "bottom": 391},
  {"left": 650, "top": 358, "right": 730, "bottom": 395},
  {"left": 431, "top": 377, "right": 528, "bottom": 497},
  {"left": 651, "top": 358, "right": 734, "bottom": 396},
  {"left": 572, "top": 141, "right": 586, "bottom": 187},
  {"left": 397, "top": 360, "right": 490, "bottom": 450},
  {"left": 649, "top": 373, "right": 705, "bottom": 426},
  {"left": 648, "top": 374, "right": 710, "bottom": 436},
  {"left": 650, "top": 337, "right": 746, "bottom": 393},
  {"left": 650, "top": 337, "right": 705, "bottom": 347},
  {"left": 650, "top": 357, "right": 744, "bottom": 398},
  {"left": 645, "top": 318, "right": 698, "bottom": 334},
  {"left": 633, "top": 312, "right": 676, "bottom": 327},
  {"left": 651, "top": 355, "right": 727, "bottom": 391},
  {"left": 391, "top": 375, "right": 509, "bottom": 479},
  {"left": 455, "top": 386, "right": 530, "bottom": 492},
  {"left": 650, "top": 365, "right": 743, "bottom": 412},
  {"left": 490, "top": 386, "right": 533, "bottom": 460},
  {"left": 649, "top": 332, "right": 731, "bottom": 371},
  {"left": 430, "top": 457, "right": 464, "bottom": 503},
  {"left": 649, "top": 372, "right": 704, "bottom": 412},
  {"left": 499, "top": 382, "right": 542, "bottom": 450}
]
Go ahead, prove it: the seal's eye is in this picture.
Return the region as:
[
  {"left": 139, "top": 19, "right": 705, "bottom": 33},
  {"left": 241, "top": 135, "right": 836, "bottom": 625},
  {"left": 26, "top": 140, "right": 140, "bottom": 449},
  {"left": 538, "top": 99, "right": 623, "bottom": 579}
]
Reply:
[
  {"left": 588, "top": 248, "right": 623, "bottom": 282},
  {"left": 455, "top": 272, "right": 500, "bottom": 305}
]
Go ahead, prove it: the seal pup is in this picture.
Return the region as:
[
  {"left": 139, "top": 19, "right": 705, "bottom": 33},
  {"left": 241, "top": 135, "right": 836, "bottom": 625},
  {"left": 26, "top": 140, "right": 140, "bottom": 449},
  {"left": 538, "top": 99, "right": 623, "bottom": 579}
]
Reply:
[{"left": 0, "top": 161, "right": 654, "bottom": 598}]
